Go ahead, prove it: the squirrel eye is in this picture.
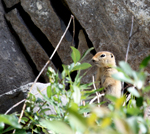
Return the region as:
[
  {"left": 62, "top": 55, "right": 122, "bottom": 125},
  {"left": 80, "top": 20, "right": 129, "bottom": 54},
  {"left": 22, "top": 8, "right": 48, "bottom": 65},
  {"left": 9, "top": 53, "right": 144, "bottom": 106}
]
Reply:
[
  {"left": 100, "top": 54, "right": 105, "bottom": 57},
  {"left": 111, "top": 54, "right": 113, "bottom": 58}
]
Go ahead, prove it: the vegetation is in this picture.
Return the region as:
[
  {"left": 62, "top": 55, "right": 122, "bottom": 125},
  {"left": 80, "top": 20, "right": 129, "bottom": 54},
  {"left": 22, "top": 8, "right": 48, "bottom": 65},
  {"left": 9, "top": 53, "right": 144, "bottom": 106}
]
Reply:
[{"left": 0, "top": 47, "right": 150, "bottom": 134}]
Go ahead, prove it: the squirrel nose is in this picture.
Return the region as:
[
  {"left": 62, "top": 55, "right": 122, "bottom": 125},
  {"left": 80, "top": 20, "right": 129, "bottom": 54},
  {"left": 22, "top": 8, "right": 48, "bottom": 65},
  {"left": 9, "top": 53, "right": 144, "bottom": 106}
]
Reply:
[{"left": 92, "top": 59, "right": 95, "bottom": 62}]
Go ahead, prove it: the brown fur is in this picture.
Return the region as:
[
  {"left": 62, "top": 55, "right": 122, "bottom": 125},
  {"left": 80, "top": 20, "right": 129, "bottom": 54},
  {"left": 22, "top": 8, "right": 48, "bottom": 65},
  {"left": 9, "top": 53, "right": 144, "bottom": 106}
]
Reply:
[{"left": 92, "top": 51, "right": 121, "bottom": 105}]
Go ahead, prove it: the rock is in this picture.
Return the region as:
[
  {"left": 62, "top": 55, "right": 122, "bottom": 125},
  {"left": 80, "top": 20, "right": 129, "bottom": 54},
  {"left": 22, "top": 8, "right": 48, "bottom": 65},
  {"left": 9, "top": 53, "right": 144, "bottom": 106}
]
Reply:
[
  {"left": 3, "top": 0, "right": 20, "bottom": 8},
  {"left": 0, "top": 83, "right": 31, "bottom": 114},
  {"left": 1, "top": 0, "right": 150, "bottom": 93},
  {"left": 99, "top": 0, "right": 150, "bottom": 72},
  {"left": 21, "top": 0, "right": 73, "bottom": 65},
  {"left": 0, "top": 82, "right": 68, "bottom": 114},
  {"left": 78, "top": 30, "right": 93, "bottom": 62},
  {"left": 0, "top": 0, "right": 35, "bottom": 94},
  {"left": 5, "top": 9, "right": 55, "bottom": 82},
  {"left": 64, "top": 0, "right": 125, "bottom": 63},
  {"left": 78, "top": 30, "right": 97, "bottom": 84},
  {"left": 64, "top": 0, "right": 150, "bottom": 73}
]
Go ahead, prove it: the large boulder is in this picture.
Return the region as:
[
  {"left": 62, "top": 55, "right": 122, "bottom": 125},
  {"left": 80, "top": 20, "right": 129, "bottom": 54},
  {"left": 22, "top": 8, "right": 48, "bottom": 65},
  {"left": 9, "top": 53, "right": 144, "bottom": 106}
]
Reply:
[
  {"left": 21, "top": 0, "right": 73, "bottom": 65},
  {"left": 1, "top": 0, "right": 150, "bottom": 93},
  {"left": 3, "top": 0, "right": 20, "bottom": 8},
  {"left": 0, "top": 0, "right": 35, "bottom": 94},
  {"left": 5, "top": 9, "right": 55, "bottom": 82},
  {"left": 64, "top": 0, "right": 150, "bottom": 82},
  {"left": 0, "top": 82, "right": 67, "bottom": 114}
]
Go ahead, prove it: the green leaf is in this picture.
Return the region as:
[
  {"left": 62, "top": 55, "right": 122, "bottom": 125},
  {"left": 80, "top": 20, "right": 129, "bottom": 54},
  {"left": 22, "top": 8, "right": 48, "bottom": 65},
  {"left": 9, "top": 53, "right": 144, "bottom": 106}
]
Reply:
[
  {"left": 114, "top": 117, "right": 133, "bottom": 134},
  {"left": 28, "top": 93, "right": 36, "bottom": 102},
  {"left": 79, "top": 105, "right": 91, "bottom": 114},
  {"left": 67, "top": 108, "right": 87, "bottom": 132},
  {"left": 37, "top": 89, "right": 53, "bottom": 105},
  {"left": 74, "top": 70, "right": 82, "bottom": 85},
  {"left": 100, "top": 117, "right": 112, "bottom": 128},
  {"left": 62, "top": 64, "right": 69, "bottom": 74},
  {"left": 106, "top": 95, "right": 117, "bottom": 103},
  {"left": 115, "top": 97, "right": 125, "bottom": 109},
  {"left": 47, "top": 86, "right": 52, "bottom": 98},
  {"left": 139, "top": 123, "right": 147, "bottom": 134},
  {"left": 126, "top": 117, "right": 139, "bottom": 134},
  {"left": 137, "top": 117, "right": 148, "bottom": 133},
  {"left": 119, "top": 61, "right": 133, "bottom": 76},
  {"left": 127, "top": 87, "right": 140, "bottom": 97},
  {"left": 72, "top": 85, "right": 81, "bottom": 104},
  {"left": 79, "top": 82, "right": 93, "bottom": 90},
  {"left": 84, "top": 88, "right": 103, "bottom": 96},
  {"left": 39, "top": 108, "right": 51, "bottom": 114},
  {"left": 140, "top": 55, "right": 150, "bottom": 69},
  {"left": 127, "top": 107, "right": 141, "bottom": 115},
  {"left": 0, "top": 122, "right": 4, "bottom": 130},
  {"left": 15, "top": 129, "right": 26, "bottom": 134},
  {"left": 73, "top": 63, "right": 91, "bottom": 71},
  {"left": 39, "top": 119, "right": 73, "bottom": 134},
  {"left": 0, "top": 126, "right": 14, "bottom": 134},
  {"left": 0, "top": 114, "right": 21, "bottom": 129},
  {"left": 136, "top": 97, "right": 143, "bottom": 107},
  {"left": 112, "top": 72, "right": 133, "bottom": 84},
  {"left": 71, "top": 46, "right": 81, "bottom": 63},
  {"left": 80, "top": 47, "right": 94, "bottom": 62},
  {"left": 143, "top": 85, "right": 150, "bottom": 92}
]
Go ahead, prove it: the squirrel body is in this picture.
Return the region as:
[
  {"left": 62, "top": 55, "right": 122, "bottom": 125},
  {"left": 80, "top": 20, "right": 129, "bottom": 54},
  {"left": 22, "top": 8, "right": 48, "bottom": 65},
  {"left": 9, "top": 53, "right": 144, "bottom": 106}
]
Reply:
[{"left": 92, "top": 51, "right": 121, "bottom": 104}]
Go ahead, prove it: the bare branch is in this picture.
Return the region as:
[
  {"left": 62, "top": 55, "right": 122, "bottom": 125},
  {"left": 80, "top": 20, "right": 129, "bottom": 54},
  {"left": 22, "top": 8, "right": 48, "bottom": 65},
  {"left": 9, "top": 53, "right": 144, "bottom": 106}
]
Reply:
[
  {"left": 71, "top": 16, "right": 75, "bottom": 46},
  {"left": 125, "top": 16, "right": 134, "bottom": 63},
  {"left": 5, "top": 99, "right": 25, "bottom": 115},
  {"left": 122, "top": 16, "right": 134, "bottom": 94},
  {"left": 89, "top": 93, "right": 105, "bottom": 105},
  {"left": 17, "top": 15, "right": 74, "bottom": 125},
  {"left": 92, "top": 75, "right": 100, "bottom": 107},
  {"left": 82, "top": 101, "right": 87, "bottom": 117}
]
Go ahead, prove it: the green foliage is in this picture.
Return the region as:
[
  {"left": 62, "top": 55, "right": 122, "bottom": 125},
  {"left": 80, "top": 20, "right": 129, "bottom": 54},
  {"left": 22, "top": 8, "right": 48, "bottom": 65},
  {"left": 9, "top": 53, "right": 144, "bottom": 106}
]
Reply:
[
  {"left": 70, "top": 46, "right": 81, "bottom": 63},
  {"left": 0, "top": 114, "right": 21, "bottom": 129},
  {"left": 0, "top": 114, "right": 21, "bottom": 134},
  {"left": 0, "top": 47, "right": 150, "bottom": 134}
]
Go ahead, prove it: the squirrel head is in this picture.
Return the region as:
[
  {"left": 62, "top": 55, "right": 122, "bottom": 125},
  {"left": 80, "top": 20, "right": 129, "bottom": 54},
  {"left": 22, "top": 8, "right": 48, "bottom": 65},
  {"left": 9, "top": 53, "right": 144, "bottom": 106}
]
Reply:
[{"left": 92, "top": 51, "right": 116, "bottom": 68}]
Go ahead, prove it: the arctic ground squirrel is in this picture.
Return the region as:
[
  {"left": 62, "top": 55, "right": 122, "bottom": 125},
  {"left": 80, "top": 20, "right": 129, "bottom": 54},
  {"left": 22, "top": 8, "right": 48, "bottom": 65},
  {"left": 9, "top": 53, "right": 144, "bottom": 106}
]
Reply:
[{"left": 92, "top": 51, "right": 121, "bottom": 105}]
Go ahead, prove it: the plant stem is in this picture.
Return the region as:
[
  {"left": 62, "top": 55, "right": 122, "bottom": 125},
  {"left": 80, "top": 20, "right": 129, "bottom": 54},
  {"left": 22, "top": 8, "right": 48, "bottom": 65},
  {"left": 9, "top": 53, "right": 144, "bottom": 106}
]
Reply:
[{"left": 16, "top": 15, "right": 74, "bottom": 129}]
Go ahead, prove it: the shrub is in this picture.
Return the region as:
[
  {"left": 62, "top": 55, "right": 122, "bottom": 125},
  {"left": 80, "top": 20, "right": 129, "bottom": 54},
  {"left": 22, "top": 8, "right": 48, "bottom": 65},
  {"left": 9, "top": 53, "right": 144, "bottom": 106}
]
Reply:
[{"left": 0, "top": 47, "right": 150, "bottom": 134}]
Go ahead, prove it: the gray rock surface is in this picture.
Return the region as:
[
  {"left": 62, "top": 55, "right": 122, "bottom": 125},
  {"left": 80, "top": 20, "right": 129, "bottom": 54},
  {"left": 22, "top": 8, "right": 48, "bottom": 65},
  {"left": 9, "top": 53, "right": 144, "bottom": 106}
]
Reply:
[
  {"left": 0, "top": 0, "right": 35, "bottom": 94},
  {"left": 1, "top": 0, "right": 150, "bottom": 95},
  {"left": 78, "top": 30, "right": 97, "bottom": 84},
  {"left": 3, "top": 0, "right": 20, "bottom": 8},
  {"left": 0, "top": 82, "right": 68, "bottom": 114},
  {"left": 0, "top": 83, "right": 31, "bottom": 114},
  {"left": 64, "top": 0, "right": 150, "bottom": 72},
  {"left": 5, "top": 9, "right": 55, "bottom": 82},
  {"left": 21, "top": 0, "right": 73, "bottom": 65}
]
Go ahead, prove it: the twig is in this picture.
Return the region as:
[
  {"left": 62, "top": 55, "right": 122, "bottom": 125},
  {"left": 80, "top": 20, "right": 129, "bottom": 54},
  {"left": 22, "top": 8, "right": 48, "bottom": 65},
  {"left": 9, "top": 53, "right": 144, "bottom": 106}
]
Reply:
[
  {"left": 17, "top": 15, "right": 74, "bottom": 126},
  {"left": 122, "top": 16, "right": 134, "bottom": 95},
  {"left": 5, "top": 85, "right": 48, "bottom": 115},
  {"left": 89, "top": 93, "right": 105, "bottom": 105},
  {"left": 92, "top": 75, "right": 100, "bottom": 107},
  {"left": 5, "top": 99, "right": 25, "bottom": 115},
  {"left": 82, "top": 101, "right": 87, "bottom": 117},
  {"left": 125, "top": 16, "right": 134, "bottom": 63},
  {"left": 71, "top": 16, "right": 75, "bottom": 46}
]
